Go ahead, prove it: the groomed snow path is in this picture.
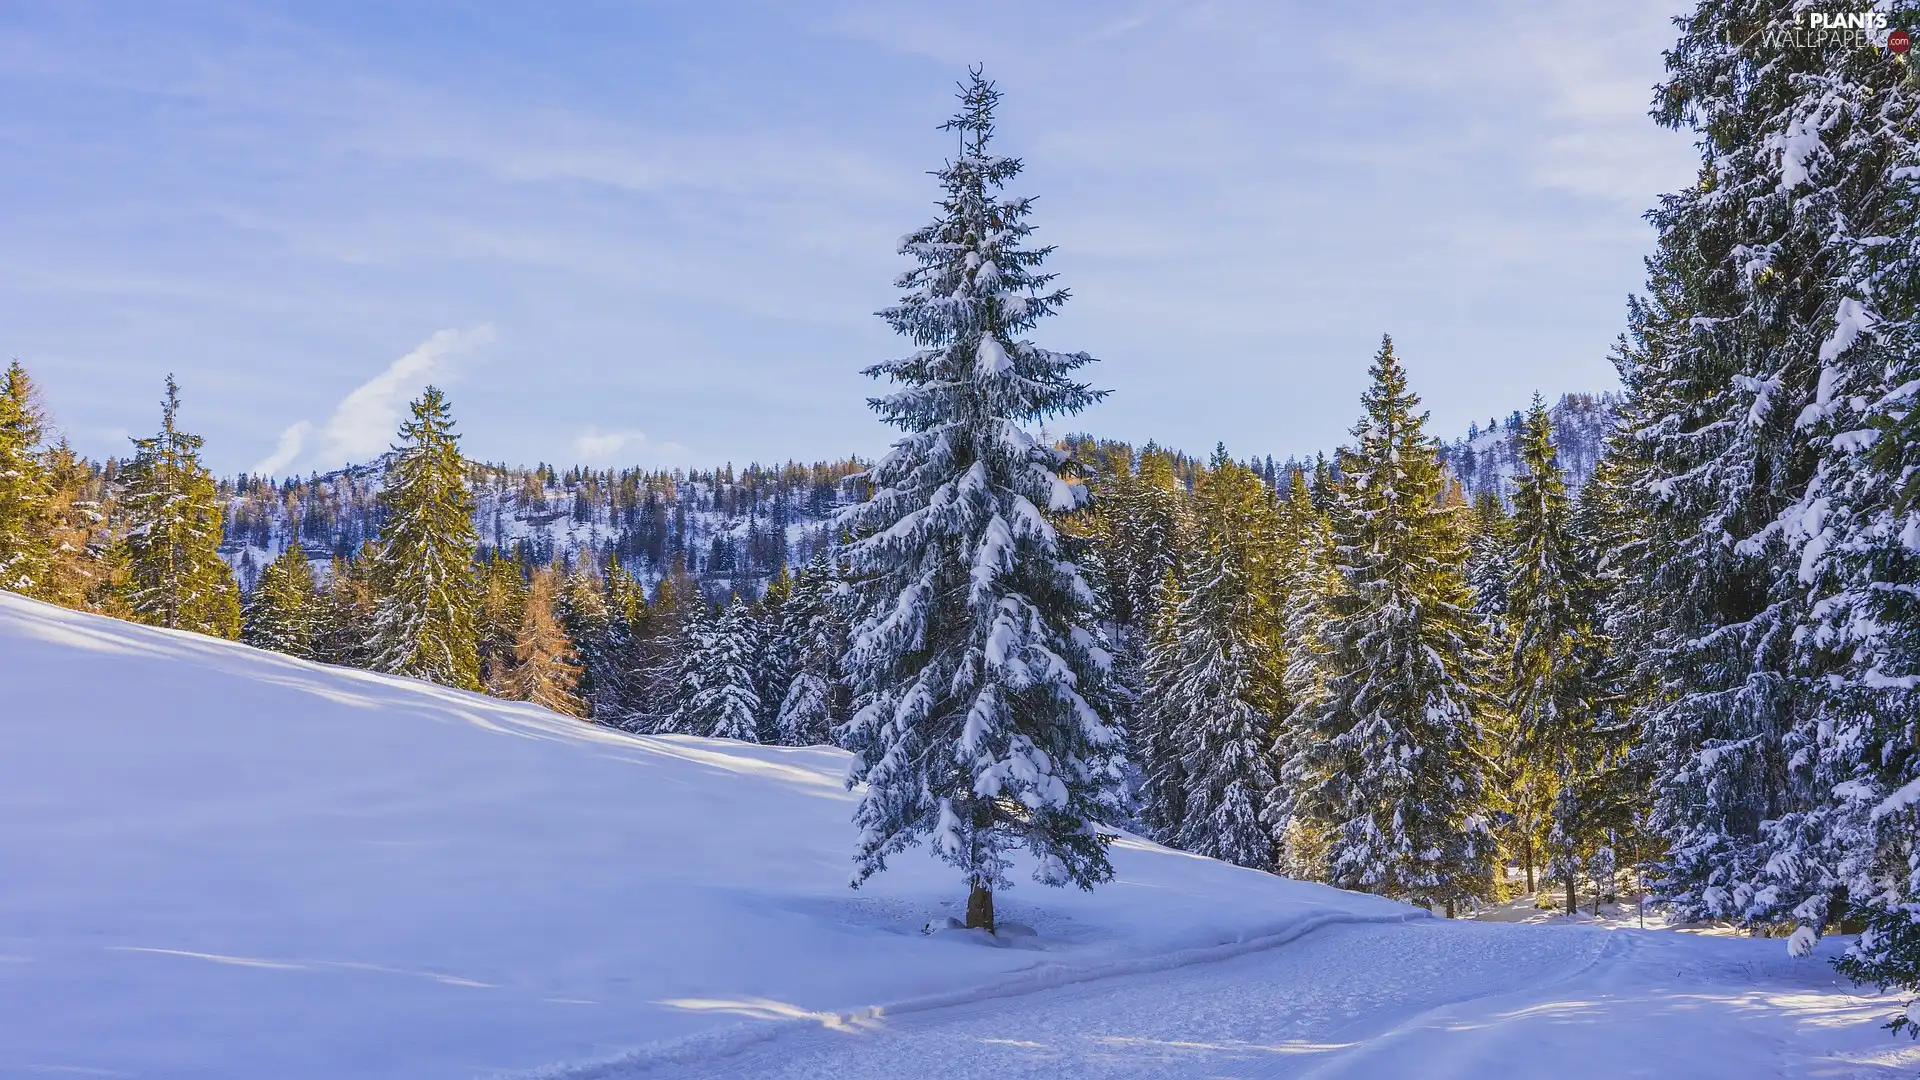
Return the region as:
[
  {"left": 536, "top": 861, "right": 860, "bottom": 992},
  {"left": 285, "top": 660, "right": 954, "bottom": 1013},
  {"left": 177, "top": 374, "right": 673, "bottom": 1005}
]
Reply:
[{"left": 552, "top": 921, "right": 1916, "bottom": 1080}]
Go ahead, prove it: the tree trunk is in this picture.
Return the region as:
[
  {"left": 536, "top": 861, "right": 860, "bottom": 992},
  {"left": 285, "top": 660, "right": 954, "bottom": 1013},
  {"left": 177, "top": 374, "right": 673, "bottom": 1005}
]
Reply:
[
  {"left": 1445, "top": 898, "right": 1456, "bottom": 919},
  {"left": 1523, "top": 839, "right": 1534, "bottom": 894},
  {"left": 1566, "top": 878, "right": 1577, "bottom": 919},
  {"left": 965, "top": 882, "right": 995, "bottom": 934}
]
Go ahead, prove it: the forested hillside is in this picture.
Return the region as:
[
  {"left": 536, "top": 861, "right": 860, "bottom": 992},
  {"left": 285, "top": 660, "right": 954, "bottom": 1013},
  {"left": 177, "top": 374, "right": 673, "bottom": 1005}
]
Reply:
[
  {"left": 209, "top": 391, "right": 1616, "bottom": 602},
  {"left": 217, "top": 458, "right": 866, "bottom": 601}
]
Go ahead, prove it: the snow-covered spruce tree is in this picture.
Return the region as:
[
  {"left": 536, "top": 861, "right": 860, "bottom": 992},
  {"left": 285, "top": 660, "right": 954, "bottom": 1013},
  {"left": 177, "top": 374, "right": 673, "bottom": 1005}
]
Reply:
[
  {"left": 509, "top": 568, "right": 587, "bottom": 718},
  {"left": 1465, "top": 489, "right": 1513, "bottom": 635},
  {"left": 1156, "top": 451, "right": 1285, "bottom": 869},
  {"left": 837, "top": 69, "right": 1121, "bottom": 932},
  {"left": 1270, "top": 465, "right": 1339, "bottom": 878},
  {"left": 1619, "top": 12, "right": 1920, "bottom": 1017},
  {"left": 1505, "top": 395, "right": 1619, "bottom": 915},
  {"left": 775, "top": 550, "right": 849, "bottom": 747},
  {"left": 558, "top": 563, "right": 635, "bottom": 722},
  {"left": 370, "top": 387, "right": 481, "bottom": 689},
  {"left": 1290, "top": 337, "right": 1495, "bottom": 914},
  {"left": 242, "top": 537, "right": 319, "bottom": 658},
  {"left": 0, "top": 361, "right": 53, "bottom": 595},
  {"left": 753, "top": 565, "right": 796, "bottom": 743},
  {"left": 1089, "top": 444, "right": 1189, "bottom": 644},
  {"left": 1087, "top": 444, "right": 1189, "bottom": 834},
  {"left": 1135, "top": 567, "right": 1191, "bottom": 844},
  {"left": 116, "top": 375, "right": 241, "bottom": 638},
  {"left": 667, "top": 597, "right": 762, "bottom": 741},
  {"left": 585, "top": 554, "right": 649, "bottom": 724}
]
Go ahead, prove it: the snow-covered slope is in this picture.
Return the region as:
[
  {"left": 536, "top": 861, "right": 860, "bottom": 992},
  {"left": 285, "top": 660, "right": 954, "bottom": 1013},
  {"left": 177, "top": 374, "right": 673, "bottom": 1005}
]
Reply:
[
  {"left": 1437, "top": 392, "right": 1618, "bottom": 502},
  {"left": 0, "top": 593, "right": 1416, "bottom": 1079}
]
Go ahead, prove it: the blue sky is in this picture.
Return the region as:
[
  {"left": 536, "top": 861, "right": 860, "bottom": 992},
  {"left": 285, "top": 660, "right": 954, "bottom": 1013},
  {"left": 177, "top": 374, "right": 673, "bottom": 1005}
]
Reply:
[{"left": 0, "top": 2, "right": 1698, "bottom": 477}]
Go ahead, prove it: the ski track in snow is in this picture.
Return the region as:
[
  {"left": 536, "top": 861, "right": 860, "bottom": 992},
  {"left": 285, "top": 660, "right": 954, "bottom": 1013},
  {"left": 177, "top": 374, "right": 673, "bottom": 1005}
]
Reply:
[{"left": 547, "top": 921, "right": 1917, "bottom": 1080}]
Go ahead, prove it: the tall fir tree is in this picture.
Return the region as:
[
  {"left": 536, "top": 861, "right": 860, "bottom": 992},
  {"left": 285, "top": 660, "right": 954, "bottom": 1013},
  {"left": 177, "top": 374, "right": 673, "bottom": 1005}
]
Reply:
[
  {"left": 0, "top": 361, "right": 53, "bottom": 595},
  {"left": 774, "top": 549, "right": 848, "bottom": 747},
  {"left": 1504, "top": 395, "right": 1620, "bottom": 913},
  {"left": 1625, "top": 1, "right": 1920, "bottom": 1026},
  {"left": 243, "top": 537, "right": 319, "bottom": 658},
  {"left": 1290, "top": 337, "right": 1495, "bottom": 913},
  {"left": 370, "top": 387, "right": 480, "bottom": 689},
  {"left": 1270, "top": 466, "right": 1339, "bottom": 878},
  {"left": 837, "top": 69, "right": 1121, "bottom": 932},
  {"left": 115, "top": 376, "right": 240, "bottom": 638}
]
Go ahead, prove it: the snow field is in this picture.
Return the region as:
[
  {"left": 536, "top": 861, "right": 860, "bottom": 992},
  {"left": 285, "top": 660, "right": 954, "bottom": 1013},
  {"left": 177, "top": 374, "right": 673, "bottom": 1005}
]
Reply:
[{"left": 0, "top": 592, "right": 1413, "bottom": 1079}]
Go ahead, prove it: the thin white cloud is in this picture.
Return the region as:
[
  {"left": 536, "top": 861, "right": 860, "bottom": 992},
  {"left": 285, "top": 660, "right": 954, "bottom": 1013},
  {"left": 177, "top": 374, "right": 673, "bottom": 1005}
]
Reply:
[
  {"left": 250, "top": 419, "right": 312, "bottom": 477},
  {"left": 570, "top": 426, "right": 688, "bottom": 467},
  {"left": 253, "top": 325, "right": 494, "bottom": 477}
]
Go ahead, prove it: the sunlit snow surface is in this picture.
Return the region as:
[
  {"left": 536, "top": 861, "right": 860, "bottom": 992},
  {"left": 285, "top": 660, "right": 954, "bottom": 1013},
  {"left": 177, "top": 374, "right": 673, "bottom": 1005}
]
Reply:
[
  {"left": 0, "top": 592, "right": 1410, "bottom": 1078},
  {"left": 0, "top": 592, "right": 1912, "bottom": 1078}
]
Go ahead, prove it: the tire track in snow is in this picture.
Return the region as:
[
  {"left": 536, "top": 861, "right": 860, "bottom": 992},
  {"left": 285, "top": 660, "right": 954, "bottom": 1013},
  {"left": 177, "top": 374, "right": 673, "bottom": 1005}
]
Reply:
[{"left": 506, "top": 910, "right": 1432, "bottom": 1079}]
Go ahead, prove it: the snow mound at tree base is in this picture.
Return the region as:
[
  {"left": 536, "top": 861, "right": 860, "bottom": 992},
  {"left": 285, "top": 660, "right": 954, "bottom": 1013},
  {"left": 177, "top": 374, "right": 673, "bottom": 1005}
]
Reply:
[{"left": 0, "top": 593, "right": 1418, "bottom": 1080}]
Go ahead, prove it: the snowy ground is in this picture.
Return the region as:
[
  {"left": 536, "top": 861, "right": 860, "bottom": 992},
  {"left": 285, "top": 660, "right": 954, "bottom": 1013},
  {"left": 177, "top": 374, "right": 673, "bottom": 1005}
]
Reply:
[
  {"left": 596, "top": 922, "right": 1916, "bottom": 1080},
  {"left": 2, "top": 592, "right": 1914, "bottom": 1079}
]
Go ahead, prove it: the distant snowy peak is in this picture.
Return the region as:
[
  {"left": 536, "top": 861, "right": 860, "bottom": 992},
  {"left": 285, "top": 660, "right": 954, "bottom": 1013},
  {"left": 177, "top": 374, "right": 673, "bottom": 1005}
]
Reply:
[{"left": 1437, "top": 392, "right": 1619, "bottom": 502}]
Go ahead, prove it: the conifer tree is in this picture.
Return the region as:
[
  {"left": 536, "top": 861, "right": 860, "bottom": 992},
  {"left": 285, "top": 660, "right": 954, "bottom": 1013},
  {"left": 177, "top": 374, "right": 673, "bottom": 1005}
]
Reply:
[
  {"left": 666, "top": 598, "right": 762, "bottom": 741},
  {"left": 370, "top": 387, "right": 480, "bottom": 689},
  {"left": 1291, "top": 337, "right": 1494, "bottom": 913},
  {"left": 116, "top": 376, "right": 240, "bottom": 638},
  {"left": 1083, "top": 443, "right": 1189, "bottom": 830},
  {"left": 1465, "top": 489, "right": 1513, "bottom": 634},
  {"left": 557, "top": 562, "right": 632, "bottom": 721},
  {"left": 774, "top": 550, "right": 848, "bottom": 746},
  {"left": 838, "top": 70, "right": 1121, "bottom": 932},
  {"left": 1136, "top": 567, "right": 1190, "bottom": 844},
  {"left": 313, "top": 545, "right": 379, "bottom": 669},
  {"left": 1089, "top": 444, "right": 1188, "bottom": 642},
  {"left": 633, "top": 560, "right": 695, "bottom": 728},
  {"left": 1270, "top": 466, "right": 1339, "bottom": 877},
  {"left": 1152, "top": 452, "right": 1284, "bottom": 869},
  {"left": 477, "top": 550, "right": 528, "bottom": 694},
  {"left": 243, "top": 537, "right": 319, "bottom": 658},
  {"left": 591, "top": 554, "right": 649, "bottom": 724},
  {"left": 1624, "top": 3, "right": 1920, "bottom": 1022},
  {"left": 1505, "top": 395, "right": 1611, "bottom": 914},
  {"left": 0, "top": 361, "right": 53, "bottom": 595},
  {"left": 36, "top": 440, "right": 112, "bottom": 610},
  {"left": 508, "top": 568, "right": 586, "bottom": 718},
  {"left": 753, "top": 564, "right": 796, "bottom": 742}
]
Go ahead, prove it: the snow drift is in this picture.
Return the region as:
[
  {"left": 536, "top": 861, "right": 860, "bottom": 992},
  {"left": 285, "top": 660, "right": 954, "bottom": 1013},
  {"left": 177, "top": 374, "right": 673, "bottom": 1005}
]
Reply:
[{"left": 0, "top": 593, "right": 1416, "bottom": 1079}]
